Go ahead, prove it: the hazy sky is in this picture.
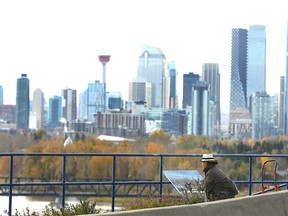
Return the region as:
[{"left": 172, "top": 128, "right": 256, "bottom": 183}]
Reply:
[{"left": 0, "top": 0, "right": 287, "bottom": 113}]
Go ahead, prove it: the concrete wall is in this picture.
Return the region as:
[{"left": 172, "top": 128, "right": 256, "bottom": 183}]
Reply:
[{"left": 96, "top": 190, "right": 288, "bottom": 216}]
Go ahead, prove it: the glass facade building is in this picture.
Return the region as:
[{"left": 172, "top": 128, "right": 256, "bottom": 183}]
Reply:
[
  {"left": 168, "top": 61, "right": 177, "bottom": 108},
  {"left": 79, "top": 81, "right": 105, "bottom": 122},
  {"left": 230, "top": 28, "right": 248, "bottom": 111},
  {"left": 247, "top": 25, "right": 266, "bottom": 109},
  {"left": 191, "top": 81, "right": 210, "bottom": 136},
  {"left": 136, "top": 45, "right": 169, "bottom": 108},
  {"left": 182, "top": 72, "right": 200, "bottom": 109},
  {"left": 251, "top": 91, "right": 274, "bottom": 139},
  {"left": 202, "top": 63, "right": 221, "bottom": 135},
  {"left": 48, "top": 96, "right": 62, "bottom": 129},
  {"left": 16, "top": 74, "right": 30, "bottom": 130},
  {"left": 285, "top": 22, "right": 288, "bottom": 135}
]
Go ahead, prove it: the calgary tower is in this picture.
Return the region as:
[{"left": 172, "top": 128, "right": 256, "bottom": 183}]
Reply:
[{"left": 98, "top": 55, "right": 111, "bottom": 112}]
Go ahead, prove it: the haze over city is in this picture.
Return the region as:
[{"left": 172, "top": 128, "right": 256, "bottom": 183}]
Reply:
[{"left": 0, "top": 0, "right": 287, "bottom": 115}]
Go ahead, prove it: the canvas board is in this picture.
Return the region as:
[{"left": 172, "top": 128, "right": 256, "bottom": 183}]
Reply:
[{"left": 163, "top": 170, "right": 204, "bottom": 196}]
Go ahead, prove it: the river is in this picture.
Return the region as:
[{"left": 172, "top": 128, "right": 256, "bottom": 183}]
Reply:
[{"left": 0, "top": 196, "right": 119, "bottom": 215}]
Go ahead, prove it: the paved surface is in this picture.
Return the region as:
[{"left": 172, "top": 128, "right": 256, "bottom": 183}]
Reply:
[{"left": 95, "top": 190, "right": 288, "bottom": 216}]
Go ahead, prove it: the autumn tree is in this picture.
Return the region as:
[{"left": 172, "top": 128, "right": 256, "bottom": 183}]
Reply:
[{"left": 149, "top": 128, "right": 171, "bottom": 145}]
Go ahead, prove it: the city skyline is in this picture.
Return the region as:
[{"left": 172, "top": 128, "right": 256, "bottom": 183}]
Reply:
[{"left": 0, "top": 0, "right": 287, "bottom": 114}]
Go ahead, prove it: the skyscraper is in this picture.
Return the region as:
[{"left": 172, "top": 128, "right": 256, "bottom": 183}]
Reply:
[
  {"left": 279, "top": 76, "right": 285, "bottom": 134},
  {"left": 62, "top": 88, "right": 77, "bottom": 122},
  {"left": 136, "top": 45, "right": 169, "bottom": 108},
  {"left": 16, "top": 74, "right": 30, "bottom": 130},
  {"left": 87, "top": 81, "right": 104, "bottom": 121},
  {"left": 230, "top": 28, "right": 248, "bottom": 111},
  {"left": 128, "top": 82, "right": 152, "bottom": 106},
  {"left": 191, "top": 81, "right": 210, "bottom": 136},
  {"left": 247, "top": 25, "right": 266, "bottom": 109},
  {"left": 285, "top": 22, "right": 288, "bottom": 135},
  {"left": 0, "top": 86, "right": 3, "bottom": 105},
  {"left": 168, "top": 61, "right": 177, "bottom": 108},
  {"left": 49, "top": 96, "right": 62, "bottom": 129},
  {"left": 202, "top": 63, "right": 221, "bottom": 134},
  {"left": 32, "top": 88, "right": 45, "bottom": 129},
  {"left": 182, "top": 72, "right": 200, "bottom": 109},
  {"left": 251, "top": 91, "right": 274, "bottom": 139}
]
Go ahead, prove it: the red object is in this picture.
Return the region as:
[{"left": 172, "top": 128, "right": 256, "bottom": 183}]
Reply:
[{"left": 98, "top": 55, "right": 111, "bottom": 63}]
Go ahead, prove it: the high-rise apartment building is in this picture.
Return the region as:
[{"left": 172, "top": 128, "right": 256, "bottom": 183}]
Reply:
[
  {"left": 62, "top": 88, "right": 77, "bottom": 122},
  {"left": 128, "top": 82, "right": 152, "bottom": 106},
  {"left": 79, "top": 90, "right": 88, "bottom": 120},
  {"left": 49, "top": 96, "right": 62, "bottom": 129},
  {"left": 202, "top": 63, "right": 221, "bottom": 135},
  {"left": 285, "top": 22, "right": 288, "bottom": 135},
  {"left": 79, "top": 81, "right": 105, "bottom": 121},
  {"left": 247, "top": 25, "right": 266, "bottom": 109},
  {"left": 251, "top": 91, "right": 274, "bottom": 139},
  {"left": 16, "top": 74, "right": 30, "bottom": 130},
  {"left": 32, "top": 88, "right": 45, "bottom": 129},
  {"left": 230, "top": 28, "right": 248, "bottom": 111},
  {"left": 182, "top": 72, "right": 200, "bottom": 109},
  {"left": 136, "top": 45, "right": 169, "bottom": 108},
  {"left": 279, "top": 76, "right": 285, "bottom": 134},
  {"left": 168, "top": 61, "right": 177, "bottom": 108},
  {"left": 0, "top": 86, "right": 3, "bottom": 105},
  {"left": 191, "top": 81, "right": 210, "bottom": 136}
]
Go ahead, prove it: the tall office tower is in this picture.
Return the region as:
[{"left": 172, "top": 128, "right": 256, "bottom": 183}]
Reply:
[
  {"left": 191, "top": 81, "right": 210, "bottom": 136},
  {"left": 128, "top": 82, "right": 152, "bottom": 106},
  {"left": 32, "top": 88, "right": 45, "bottom": 129},
  {"left": 168, "top": 61, "right": 177, "bottom": 108},
  {"left": 247, "top": 25, "right": 266, "bottom": 109},
  {"left": 86, "top": 81, "right": 105, "bottom": 121},
  {"left": 202, "top": 63, "right": 221, "bottom": 135},
  {"left": 107, "top": 92, "right": 123, "bottom": 110},
  {"left": 79, "top": 90, "right": 88, "bottom": 120},
  {"left": 62, "top": 88, "right": 77, "bottom": 122},
  {"left": 279, "top": 76, "right": 285, "bottom": 134},
  {"left": 230, "top": 28, "right": 248, "bottom": 111},
  {"left": 182, "top": 72, "right": 200, "bottom": 109},
  {"left": 16, "top": 74, "right": 30, "bottom": 130},
  {"left": 48, "top": 96, "right": 62, "bottom": 129},
  {"left": 136, "top": 45, "right": 169, "bottom": 108},
  {"left": 0, "top": 86, "right": 3, "bottom": 105},
  {"left": 285, "top": 22, "right": 288, "bottom": 135},
  {"left": 251, "top": 91, "right": 274, "bottom": 139}
]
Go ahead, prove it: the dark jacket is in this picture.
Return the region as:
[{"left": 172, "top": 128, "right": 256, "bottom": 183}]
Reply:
[{"left": 203, "top": 163, "right": 238, "bottom": 201}]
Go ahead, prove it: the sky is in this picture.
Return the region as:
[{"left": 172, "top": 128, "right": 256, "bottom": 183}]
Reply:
[{"left": 0, "top": 0, "right": 287, "bottom": 114}]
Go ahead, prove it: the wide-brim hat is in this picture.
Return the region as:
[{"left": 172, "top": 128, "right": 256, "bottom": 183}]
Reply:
[{"left": 201, "top": 154, "right": 218, "bottom": 163}]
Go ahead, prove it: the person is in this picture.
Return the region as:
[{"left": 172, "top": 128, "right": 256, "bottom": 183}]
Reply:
[{"left": 200, "top": 154, "right": 239, "bottom": 201}]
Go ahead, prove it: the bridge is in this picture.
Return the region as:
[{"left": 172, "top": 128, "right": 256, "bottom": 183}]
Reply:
[{"left": 1, "top": 153, "right": 288, "bottom": 214}]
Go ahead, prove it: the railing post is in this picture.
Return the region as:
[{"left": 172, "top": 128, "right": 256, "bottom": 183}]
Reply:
[
  {"left": 159, "top": 155, "right": 163, "bottom": 197},
  {"left": 61, "top": 154, "right": 67, "bottom": 208},
  {"left": 111, "top": 155, "right": 116, "bottom": 212},
  {"left": 249, "top": 156, "right": 253, "bottom": 195},
  {"left": 8, "top": 155, "right": 13, "bottom": 215}
]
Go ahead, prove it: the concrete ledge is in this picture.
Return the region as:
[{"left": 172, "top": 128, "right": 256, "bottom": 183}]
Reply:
[{"left": 96, "top": 190, "right": 288, "bottom": 216}]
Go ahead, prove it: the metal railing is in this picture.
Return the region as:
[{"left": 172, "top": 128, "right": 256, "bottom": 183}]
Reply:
[{"left": 1, "top": 153, "right": 288, "bottom": 214}]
